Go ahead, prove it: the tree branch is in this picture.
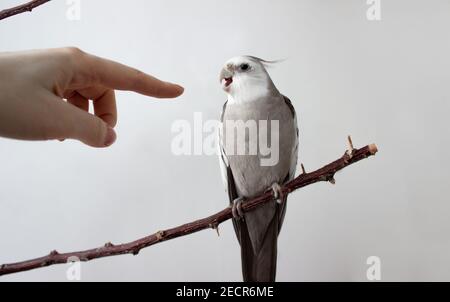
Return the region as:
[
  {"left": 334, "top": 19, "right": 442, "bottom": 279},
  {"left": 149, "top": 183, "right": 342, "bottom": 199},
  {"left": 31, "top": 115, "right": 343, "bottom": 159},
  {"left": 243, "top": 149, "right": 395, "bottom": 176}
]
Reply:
[
  {"left": 0, "top": 0, "right": 51, "bottom": 21},
  {"left": 0, "top": 138, "right": 378, "bottom": 277}
]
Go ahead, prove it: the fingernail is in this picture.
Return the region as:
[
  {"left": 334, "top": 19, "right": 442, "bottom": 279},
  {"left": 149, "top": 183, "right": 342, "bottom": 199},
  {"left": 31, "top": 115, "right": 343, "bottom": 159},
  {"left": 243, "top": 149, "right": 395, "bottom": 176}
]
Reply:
[
  {"left": 175, "top": 85, "right": 185, "bottom": 97},
  {"left": 169, "top": 82, "right": 184, "bottom": 93},
  {"left": 104, "top": 127, "right": 117, "bottom": 147}
]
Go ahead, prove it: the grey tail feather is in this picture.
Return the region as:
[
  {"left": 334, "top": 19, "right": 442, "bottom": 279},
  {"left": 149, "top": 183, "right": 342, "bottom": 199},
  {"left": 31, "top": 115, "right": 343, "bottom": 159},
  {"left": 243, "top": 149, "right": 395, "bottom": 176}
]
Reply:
[{"left": 238, "top": 215, "right": 279, "bottom": 282}]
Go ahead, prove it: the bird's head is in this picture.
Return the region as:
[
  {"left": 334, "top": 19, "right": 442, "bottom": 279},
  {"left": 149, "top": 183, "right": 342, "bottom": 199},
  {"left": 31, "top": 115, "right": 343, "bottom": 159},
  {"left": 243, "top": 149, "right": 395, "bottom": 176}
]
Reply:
[{"left": 219, "top": 56, "right": 279, "bottom": 103}]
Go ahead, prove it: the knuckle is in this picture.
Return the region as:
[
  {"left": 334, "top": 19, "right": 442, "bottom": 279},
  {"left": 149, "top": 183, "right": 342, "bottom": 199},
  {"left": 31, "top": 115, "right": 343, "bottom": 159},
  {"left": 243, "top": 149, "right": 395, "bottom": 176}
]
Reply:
[
  {"left": 59, "top": 47, "right": 85, "bottom": 66},
  {"left": 132, "top": 70, "right": 145, "bottom": 85},
  {"left": 132, "top": 69, "right": 155, "bottom": 92},
  {"left": 133, "top": 69, "right": 144, "bottom": 78},
  {"left": 63, "top": 47, "right": 84, "bottom": 57}
]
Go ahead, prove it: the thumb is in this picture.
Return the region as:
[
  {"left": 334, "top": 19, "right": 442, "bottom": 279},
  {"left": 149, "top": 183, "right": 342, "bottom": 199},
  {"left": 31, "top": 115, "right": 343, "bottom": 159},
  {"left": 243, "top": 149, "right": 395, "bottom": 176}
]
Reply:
[
  {"left": 71, "top": 111, "right": 117, "bottom": 148},
  {"left": 53, "top": 98, "right": 117, "bottom": 148},
  {"left": 74, "top": 117, "right": 117, "bottom": 148}
]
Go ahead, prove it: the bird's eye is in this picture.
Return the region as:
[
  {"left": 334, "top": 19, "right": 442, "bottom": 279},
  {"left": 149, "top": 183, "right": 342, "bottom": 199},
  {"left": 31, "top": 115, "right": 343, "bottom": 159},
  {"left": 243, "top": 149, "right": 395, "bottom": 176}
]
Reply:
[{"left": 240, "top": 63, "right": 250, "bottom": 71}]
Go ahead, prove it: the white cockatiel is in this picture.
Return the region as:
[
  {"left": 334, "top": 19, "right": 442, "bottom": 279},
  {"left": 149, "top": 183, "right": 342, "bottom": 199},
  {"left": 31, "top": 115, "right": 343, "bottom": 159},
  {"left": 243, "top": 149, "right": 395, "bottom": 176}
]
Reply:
[{"left": 218, "top": 56, "right": 299, "bottom": 282}]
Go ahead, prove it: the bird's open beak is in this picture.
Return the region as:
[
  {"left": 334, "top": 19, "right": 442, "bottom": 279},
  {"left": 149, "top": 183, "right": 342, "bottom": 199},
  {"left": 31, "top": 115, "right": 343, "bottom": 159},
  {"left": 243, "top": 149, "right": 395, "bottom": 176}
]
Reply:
[{"left": 220, "top": 68, "right": 234, "bottom": 89}]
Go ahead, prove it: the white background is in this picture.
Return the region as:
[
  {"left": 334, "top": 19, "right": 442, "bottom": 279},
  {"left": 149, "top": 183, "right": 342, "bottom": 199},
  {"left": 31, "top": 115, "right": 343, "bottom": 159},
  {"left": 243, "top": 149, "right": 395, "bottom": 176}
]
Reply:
[{"left": 1, "top": 0, "right": 449, "bottom": 281}]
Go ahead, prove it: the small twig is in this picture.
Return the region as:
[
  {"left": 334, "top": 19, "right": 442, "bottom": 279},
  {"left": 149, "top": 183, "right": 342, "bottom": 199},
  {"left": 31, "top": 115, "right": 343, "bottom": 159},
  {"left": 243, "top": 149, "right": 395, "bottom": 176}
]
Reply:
[
  {"left": 210, "top": 223, "right": 220, "bottom": 237},
  {"left": 0, "top": 0, "right": 51, "bottom": 21},
  {"left": 346, "top": 135, "right": 355, "bottom": 158},
  {"left": 0, "top": 140, "right": 378, "bottom": 277},
  {"left": 301, "top": 163, "right": 306, "bottom": 175}
]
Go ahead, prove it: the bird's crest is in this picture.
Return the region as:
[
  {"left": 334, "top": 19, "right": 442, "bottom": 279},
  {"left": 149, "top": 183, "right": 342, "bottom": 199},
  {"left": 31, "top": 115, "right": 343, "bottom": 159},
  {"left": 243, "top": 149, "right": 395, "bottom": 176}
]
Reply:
[{"left": 245, "top": 56, "right": 285, "bottom": 67}]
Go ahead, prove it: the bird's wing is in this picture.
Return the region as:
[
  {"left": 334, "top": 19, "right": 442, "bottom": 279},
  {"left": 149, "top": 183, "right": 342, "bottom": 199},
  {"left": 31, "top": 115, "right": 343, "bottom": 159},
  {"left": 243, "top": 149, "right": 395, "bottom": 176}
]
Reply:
[
  {"left": 218, "top": 101, "right": 244, "bottom": 244},
  {"left": 283, "top": 95, "right": 299, "bottom": 180},
  {"left": 218, "top": 101, "right": 239, "bottom": 203},
  {"left": 278, "top": 95, "right": 300, "bottom": 230}
]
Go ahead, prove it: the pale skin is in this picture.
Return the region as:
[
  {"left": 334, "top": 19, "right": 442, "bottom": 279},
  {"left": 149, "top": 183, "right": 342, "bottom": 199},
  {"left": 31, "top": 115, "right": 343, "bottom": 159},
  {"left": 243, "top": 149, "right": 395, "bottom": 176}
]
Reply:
[{"left": 0, "top": 48, "right": 184, "bottom": 147}]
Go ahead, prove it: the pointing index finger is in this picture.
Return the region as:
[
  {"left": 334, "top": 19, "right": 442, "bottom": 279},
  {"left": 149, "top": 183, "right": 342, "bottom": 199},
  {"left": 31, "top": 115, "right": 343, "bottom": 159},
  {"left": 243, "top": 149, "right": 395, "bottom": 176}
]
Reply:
[{"left": 78, "top": 51, "right": 184, "bottom": 98}]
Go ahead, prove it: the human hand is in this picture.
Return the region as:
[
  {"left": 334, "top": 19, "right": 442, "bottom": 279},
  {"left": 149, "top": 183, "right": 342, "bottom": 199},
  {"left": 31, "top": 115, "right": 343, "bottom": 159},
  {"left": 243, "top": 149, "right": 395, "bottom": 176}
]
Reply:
[{"left": 0, "top": 48, "right": 184, "bottom": 147}]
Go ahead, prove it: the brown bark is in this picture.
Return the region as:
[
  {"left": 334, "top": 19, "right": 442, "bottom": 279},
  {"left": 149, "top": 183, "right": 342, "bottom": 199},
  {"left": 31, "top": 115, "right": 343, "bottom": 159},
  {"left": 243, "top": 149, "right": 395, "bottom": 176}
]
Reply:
[
  {"left": 0, "top": 0, "right": 51, "bottom": 21},
  {"left": 0, "top": 139, "right": 378, "bottom": 276}
]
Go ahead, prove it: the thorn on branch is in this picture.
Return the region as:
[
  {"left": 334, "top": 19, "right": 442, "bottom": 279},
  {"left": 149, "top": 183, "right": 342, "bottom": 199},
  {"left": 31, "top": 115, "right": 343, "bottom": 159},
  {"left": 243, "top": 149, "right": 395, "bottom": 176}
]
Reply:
[
  {"left": 156, "top": 231, "right": 165, "bottom": 241},
  {"left": 49, "top": 250, "right": 59, "bottom": 257},
  {"left": 346, "top": 135, "right": 355, "bottom": 159},
  {"left": 210, "top": 223, "right": 220, "bottom": 237},
  {"left": 104, "top": 242, "right": 115, "bottom": 248},
  {"left": 301, "top": 163, "right": 306, "bottom": 175}
]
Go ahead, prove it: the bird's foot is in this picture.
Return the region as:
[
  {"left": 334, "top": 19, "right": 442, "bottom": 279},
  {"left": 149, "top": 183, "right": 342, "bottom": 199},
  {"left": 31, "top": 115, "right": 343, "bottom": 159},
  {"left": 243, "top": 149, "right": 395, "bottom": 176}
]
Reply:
[
  {"left": 271, "top": 183, "right": 284, "bottom": 204},
  {"left": 232, "top": 197, "right": 245, "bottom": 220}
]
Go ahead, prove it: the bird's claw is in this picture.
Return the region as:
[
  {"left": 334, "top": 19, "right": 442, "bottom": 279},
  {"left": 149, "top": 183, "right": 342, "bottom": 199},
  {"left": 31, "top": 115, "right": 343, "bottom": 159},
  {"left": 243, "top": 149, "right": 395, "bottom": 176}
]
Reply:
[
  {"left": 272, "top": 183, "right": 284, "bottom": 204},
  {"left": 232, "top": 197, "right": 245, "bottom": 220}
]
